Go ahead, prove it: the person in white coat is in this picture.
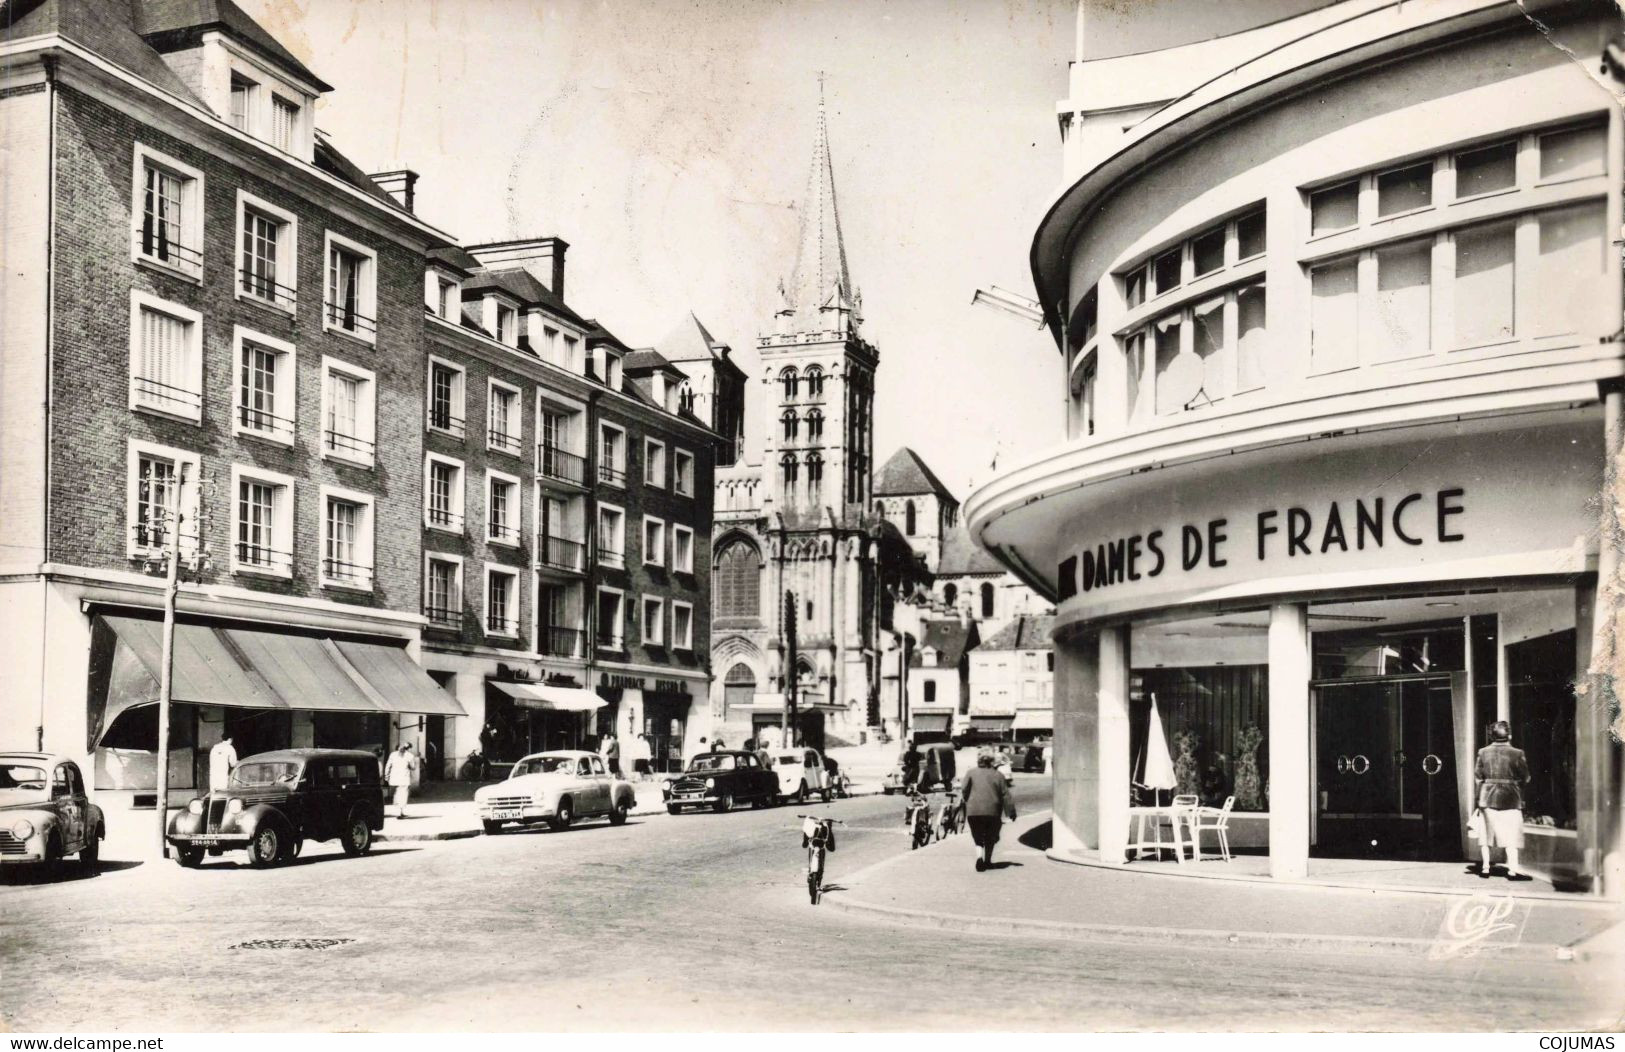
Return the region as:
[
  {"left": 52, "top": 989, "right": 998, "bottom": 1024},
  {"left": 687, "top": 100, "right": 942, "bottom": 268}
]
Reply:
[
  {"left": 208, "top": 736, "right": 238, "bottom": 791},
  {"left": 384, "top": 743, "right": 418, "bottom": 819}
]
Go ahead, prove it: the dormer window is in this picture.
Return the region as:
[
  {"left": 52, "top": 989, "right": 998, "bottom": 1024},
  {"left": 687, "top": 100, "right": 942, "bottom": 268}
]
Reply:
[
  {"left": 425, "top": 271, "right": 460, "bottom": 321},
  {"left": 230, "top": 74, "right": 257, "bottom": 132},
  {"left": 496, "top": 306, "right": 515, "bottom": 344},
  {"left": 652, "top": 374, "right": 666, "bottom": 408}
]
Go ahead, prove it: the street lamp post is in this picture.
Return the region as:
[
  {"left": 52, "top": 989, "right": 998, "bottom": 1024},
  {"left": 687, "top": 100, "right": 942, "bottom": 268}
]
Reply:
[{"left": 152, "top": 463, "right": 190, "bottom": 858}]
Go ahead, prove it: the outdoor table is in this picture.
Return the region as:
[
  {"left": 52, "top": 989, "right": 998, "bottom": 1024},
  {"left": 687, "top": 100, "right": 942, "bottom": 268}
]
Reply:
[{"left": 1127, "top": 803, "right": 1196, "bottom": 864}]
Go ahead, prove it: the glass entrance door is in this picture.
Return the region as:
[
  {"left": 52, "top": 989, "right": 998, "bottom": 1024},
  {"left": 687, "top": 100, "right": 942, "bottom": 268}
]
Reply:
[{"left": 1314, "top": 677, "right": 1460, "bottom": 860}]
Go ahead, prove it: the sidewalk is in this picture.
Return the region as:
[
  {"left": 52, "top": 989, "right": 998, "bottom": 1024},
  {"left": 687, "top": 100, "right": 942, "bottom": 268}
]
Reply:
[
  {"left": 378, "top": 772, "right": 886, "bottom": 842},
  {"left": 822, "top": 811, "right": 1625, "bottom": 961}
]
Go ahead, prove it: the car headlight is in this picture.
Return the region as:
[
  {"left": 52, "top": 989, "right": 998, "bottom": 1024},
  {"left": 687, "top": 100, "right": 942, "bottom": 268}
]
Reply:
[
  {"left": 187, "top": 799, "right": 204, "bottom": 815},
  {"left": 11, "top": 819, "right": 34, "bottom": 840},
  {"left": 705, "top": 778, "right": 715, "bottom": 790},
  {"left": 228, "top": 798, "right": 244, "bottom": 814}
]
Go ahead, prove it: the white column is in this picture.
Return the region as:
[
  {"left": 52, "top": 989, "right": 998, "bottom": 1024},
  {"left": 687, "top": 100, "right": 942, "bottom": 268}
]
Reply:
[
  {"left": 1096, "top": 624, "right": 1131, "bottom": 864},
  {"left": 1268, "top": 602, "right": 1311, "bottom": 880}
]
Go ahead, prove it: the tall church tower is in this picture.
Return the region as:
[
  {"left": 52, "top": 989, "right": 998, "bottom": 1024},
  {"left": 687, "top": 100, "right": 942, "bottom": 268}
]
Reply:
[{"left": 760, "top": 86, "right": 878, "bottom": 529}]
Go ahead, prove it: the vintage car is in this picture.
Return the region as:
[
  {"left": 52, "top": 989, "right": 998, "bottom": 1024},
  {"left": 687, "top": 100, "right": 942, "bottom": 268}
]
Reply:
[
  {"left": 663, "top": 750, "right": 779, "bottom": 813},
  {"left": 0, "top": 752, "right": 104, "bottom": 872},
  {"left": 166, "top": 748, "right": 384, "bottom": 868},
  {"left": 767, "top": 747, "right": 832, "bottom": 804},
  {"left": 474, "top": 750, "right": 635, "bottom": 833},
  {"left": 882, "top": 741, "right": 959, "bottom": 794}
]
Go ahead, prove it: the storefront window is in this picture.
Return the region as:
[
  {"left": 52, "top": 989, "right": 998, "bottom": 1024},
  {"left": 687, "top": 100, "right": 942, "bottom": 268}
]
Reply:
[
  {"left": 1312, "top": 619, "right": 1464, "bottom": 679},
  {"left": 1506, "top": 629, "right": 1577, "bottom": 829}
]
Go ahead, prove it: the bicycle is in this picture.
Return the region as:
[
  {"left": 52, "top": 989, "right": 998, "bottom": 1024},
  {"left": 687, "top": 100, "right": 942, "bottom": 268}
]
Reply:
[
  {"left": 797, "top": 814, "right": 843, "bottom": 905},
  {"left": 904, "top": 790, "right": 933, "bottom": 850},
  {"left": 935, "top": 790, "right": 962, "bottom": 840}
]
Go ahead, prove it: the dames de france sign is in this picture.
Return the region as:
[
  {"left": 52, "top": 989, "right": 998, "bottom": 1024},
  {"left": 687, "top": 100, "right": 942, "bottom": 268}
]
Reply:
[{"left": 1049, "top": 417, "right": 1601, "bottom": 623}]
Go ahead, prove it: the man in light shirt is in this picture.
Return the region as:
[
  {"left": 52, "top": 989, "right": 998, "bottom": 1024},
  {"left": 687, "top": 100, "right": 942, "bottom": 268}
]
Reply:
[{"left": 208, "top": 736, "right": 238, "bottom": 791}]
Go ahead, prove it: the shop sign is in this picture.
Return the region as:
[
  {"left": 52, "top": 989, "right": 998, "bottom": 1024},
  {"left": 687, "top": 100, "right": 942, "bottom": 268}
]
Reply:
[
  {"left": 1052, "top": 419, "right": 1599, "bottom": 621},
  {"left": 596, "top": 673, "right": 692, "bottom": 695}
]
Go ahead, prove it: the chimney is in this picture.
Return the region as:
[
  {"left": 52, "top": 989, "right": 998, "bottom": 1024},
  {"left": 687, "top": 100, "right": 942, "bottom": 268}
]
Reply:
[
  {"left": 466, "top": 237, "right": 569, "bottom": 298},
  {"left": 370, "top": 169, "right": 419, "bottom": 213}
]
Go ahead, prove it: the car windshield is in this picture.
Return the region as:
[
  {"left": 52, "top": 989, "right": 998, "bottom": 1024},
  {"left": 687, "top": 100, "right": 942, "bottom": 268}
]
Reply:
[
  {"left": 686, "top": 754, "right": 735, "bottom": 772},
  {"left": 0, "top": 764, "right": 48, "bottom": 803},
  {"left": 229, "top": 761, "right": 301, "bottom": 788},
  {"left": 511, "top": 756, "right": 574, "bottom": 778},
  {"left": 774, "top": 754, "right": 801, "bottom": 767}
]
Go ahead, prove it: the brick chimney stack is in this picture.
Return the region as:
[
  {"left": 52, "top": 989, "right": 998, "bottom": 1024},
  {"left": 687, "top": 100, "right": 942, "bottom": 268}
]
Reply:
[{"left": 370, "top": 169, "right": 419, "bottom": 213}]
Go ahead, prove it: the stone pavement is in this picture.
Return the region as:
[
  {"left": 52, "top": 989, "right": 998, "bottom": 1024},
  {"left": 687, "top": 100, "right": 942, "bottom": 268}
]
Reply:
[{"left": 823, "top": 810, "right": 1625, "bottom": 961}]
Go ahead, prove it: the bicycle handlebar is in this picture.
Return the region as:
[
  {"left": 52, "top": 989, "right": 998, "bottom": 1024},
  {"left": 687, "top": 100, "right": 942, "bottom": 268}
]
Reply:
[{"left": 794, "top": 814, "right": 845, "bottom": 823}]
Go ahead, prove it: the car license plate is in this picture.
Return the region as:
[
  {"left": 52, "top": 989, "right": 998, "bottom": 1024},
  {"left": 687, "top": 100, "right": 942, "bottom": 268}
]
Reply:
[
  {"left": 186, "top": 834, "right": 230, "bottom": 843},
  {"left": 490, "top": 809, "right": 523, "bottom": 820},
  {"left": 676, "top": 792, "right": 700, "bottom": 800}
]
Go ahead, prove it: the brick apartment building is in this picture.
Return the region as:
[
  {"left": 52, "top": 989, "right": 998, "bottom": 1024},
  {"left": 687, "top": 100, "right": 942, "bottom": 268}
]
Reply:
[{"left": 0, "top": 0, "right": 720, "bottom": 845}]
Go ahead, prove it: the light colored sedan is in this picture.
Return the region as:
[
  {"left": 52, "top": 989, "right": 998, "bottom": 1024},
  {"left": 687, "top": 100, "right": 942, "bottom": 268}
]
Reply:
[
  {"left": 0, "top": 752, "right": 104, "bottom": 873},
  {"left": 475, "top": 750, "right": 635, "bottom": 834},
  {"left": 768, "top": 747, "right": 831, "bottom": 804}
]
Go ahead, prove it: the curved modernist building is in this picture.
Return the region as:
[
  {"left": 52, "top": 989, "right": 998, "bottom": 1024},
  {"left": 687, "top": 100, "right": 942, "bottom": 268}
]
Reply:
[{"left": 966, "top": 0, "right": 1624, "bottom": 890}]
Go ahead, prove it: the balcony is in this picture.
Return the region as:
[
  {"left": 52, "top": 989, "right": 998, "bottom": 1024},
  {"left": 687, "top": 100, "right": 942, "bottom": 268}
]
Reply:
[
  {"left": 538, "top": 444, "right": 587, "bottom": 487},
  {"left": 538, "top": 534, "right": 586, "bottom": 574},
  {"left": 538, "top": 625, "right": 585, "bottom": 659},
  {"left": 488, "top": 428, "right": 523, "bottom": 457}
]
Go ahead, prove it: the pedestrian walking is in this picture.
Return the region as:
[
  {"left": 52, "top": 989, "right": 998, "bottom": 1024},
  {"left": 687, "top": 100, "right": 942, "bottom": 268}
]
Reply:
[
  {"left": 1471, "top": 720, "right": 1532, "bottom": 881},
  {"left": 208, "top": 735, "right": 238, "bottom": 791},
  {"left": 959, "top": 748, "right": 1017, "bottom": 872},
  {"left": 384, "top": 742, "right": 418, "bottom": 819},
  {"left": 900, "top": 737, "right": 920, "bottom": 792},
  {"left": 632, "top": 733, "right": 653, "bottom": 779},
  {"left": 601, "top": 734, "right": 621, "bottom": 778}
]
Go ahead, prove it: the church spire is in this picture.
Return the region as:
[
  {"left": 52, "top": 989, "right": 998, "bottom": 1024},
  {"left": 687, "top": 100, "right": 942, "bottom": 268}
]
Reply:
[{"left": 779, "top": 76, "right": 859, "bottom": 337}]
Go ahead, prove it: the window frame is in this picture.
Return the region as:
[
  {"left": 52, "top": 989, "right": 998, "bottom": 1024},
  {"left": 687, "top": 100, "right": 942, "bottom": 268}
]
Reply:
[
  {"left": 642, "top": 515, "right": 667, "bottom": 568},
  {"left": 641, "top": 595, "right": 666, "bottom": 647},
  {"left": 125, "top": 439, "right": 200, "bottom": 560},
  {"left": 269, "top": 93, "right": 301, "bottom": 153},
  {"left": 672, "top": 524, "right": 695, "bottom": 574},
  {"left": 231, "top": 326, "right": 297, "bottom": 445},
  {"left": 128, "top": 290, "right": 204, "bottom": 424},
  {"left": 595, "top": 585, "right": 626, "bottom": 651},
  {"left": 485, "top": 468, "right": 523, "bottom": 548},
  {"left": 598, "top": 421, "right": 627, "bottom": 487},
  {"left": 322, "top": 231, "right": 378, "bottom": 345},
  {"left": 483, "top": 562, "right": 524, "bottom": 640},
  {"left": 234, "top": 190, "right": 298, "bottom": 313},
  {"left": 320, "top": 356, "right": 378, "bottom": 468},
  {"left": 644, "top": 437, "right": 666, "bottom": 488},
  {"left": 671, "top": 600, "right": 694, "bottom": 651},
  {"left": 427, "top": 355, "right": 467, "bottom": 440},
  {"left": 130, "top": 142, "right": 205, "bottom": 279},
  {"left": 230, "top": 463, "right": 296, "bottom": 579},
  {"left": 673, "top": 448, "right": 695, "bottom": 497},
  {"left": 423, "top": 552, "right": 464, "bottom": 630},
  {"left": 424, "top": 452, "right": 466, "bottom": 534},
  {"left": 485, "top": 377, "right": 523, "bottom": 457},
  {"left": 319, "top": 484, "right": 375, "bottom": 592},
  {"left": 596, "top": 501, "right": 626, "bottom": 568}
]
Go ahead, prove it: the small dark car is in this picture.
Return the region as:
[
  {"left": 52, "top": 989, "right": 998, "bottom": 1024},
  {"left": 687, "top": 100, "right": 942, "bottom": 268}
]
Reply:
[
  {"left": 663, "top": 750, "right": 779, "bottom": 813},
  {"left": 166, "top": 748, "right": 384, "bottom": 868}
]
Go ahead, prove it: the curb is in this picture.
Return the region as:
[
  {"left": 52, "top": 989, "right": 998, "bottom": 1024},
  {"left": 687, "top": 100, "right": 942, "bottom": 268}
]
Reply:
[
  {"left": 819, "top": 891, "right": 1586, "bottom": 961},
  {"left": 376, "top": 786, "right": 887, "bottom": 842}
]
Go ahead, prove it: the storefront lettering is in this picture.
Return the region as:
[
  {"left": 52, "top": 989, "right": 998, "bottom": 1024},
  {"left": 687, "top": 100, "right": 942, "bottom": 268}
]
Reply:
[
  {"left": 600, "top": 673, "right": 646, "bottom": 691},
  {"left": 1072, "top": 487, "right": 1466, "bottom": 595}
]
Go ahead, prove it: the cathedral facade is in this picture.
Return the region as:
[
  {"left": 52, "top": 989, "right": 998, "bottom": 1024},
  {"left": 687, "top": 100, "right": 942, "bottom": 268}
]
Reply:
[{"left": 676, "top": 96, "right": 916, "bottom": 750}]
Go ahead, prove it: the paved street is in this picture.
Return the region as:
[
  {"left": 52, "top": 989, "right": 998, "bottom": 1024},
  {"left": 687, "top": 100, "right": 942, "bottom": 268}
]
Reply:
[{"left": 0, "top": 779, "right": 1614, "bottom": 1032}]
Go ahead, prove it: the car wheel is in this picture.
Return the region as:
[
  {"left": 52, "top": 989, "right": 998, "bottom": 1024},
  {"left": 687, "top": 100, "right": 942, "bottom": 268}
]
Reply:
[
  {"left": 549, "top": 799, "right": 573, "bottom": 831},
  {"left": 821, "top": 787, "right": 832, "bottom": 803},
  {"left": 795, "top": 781, "right": 808, "bottom": 805},
  {"left": 79, "top": 829, "right": 101, "bottom": 872},
  {"left": 713, "top": 793, "right": 734, "bottom": 813},
  {"left": 608, "top": 801, "right": 628, "bottom": 825},
  {"left": 666, "top": 805, "right": 682, "bottom": 816},
  {"left": 44, "top": 831, "right": 62, "bottom": 866},
  {"left": 174, "top": 845, "right": 203, "bottom": 868},
  {"left": 341, "top": 814, "right": 372, "bottom": 856},
  {"left": 482, "top": 820, "right": 505, "bottom": 835},
  {"left": 248, "top": 825, "right": 282, "bottom": 868}
]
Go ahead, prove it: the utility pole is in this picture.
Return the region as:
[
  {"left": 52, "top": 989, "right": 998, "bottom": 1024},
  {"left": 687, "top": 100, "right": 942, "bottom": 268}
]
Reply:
[
  {"left": 783, "top": 590, "right": 798, "bottom": 748},
  {"left": 152, "top": 463, "right": 190, "bottom": 858}
]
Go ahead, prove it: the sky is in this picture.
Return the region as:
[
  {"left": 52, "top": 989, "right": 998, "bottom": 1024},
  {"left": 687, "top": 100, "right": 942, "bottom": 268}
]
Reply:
[{"left": 239, "top": 0, "right": 1077, "bottom": 500}]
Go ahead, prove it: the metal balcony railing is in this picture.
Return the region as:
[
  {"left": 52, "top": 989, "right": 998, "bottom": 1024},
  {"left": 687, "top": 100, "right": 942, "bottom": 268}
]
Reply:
[
  {"left": 321, "top": 558, "right": 374, "bottom": 588},
  {"left": 426, "top": 506, "right": 464, "bottom": 531},
  {"left": 598, "top": 462, "right": 626, "bottom": 486},
  {"left": 538, "top": 534, "right": 585, "bottom": 573},
  {"left": 138, "top": 231, "right": 202, "bottom": 272},
  {"left": 538, "top": 626, "right": 585, "bottom": 658},
  {"left": 423, "top": 603, "right": 462, "bottom": 630},
  {"left": 428, "top": 407, "right": 466, "bottom": 438},
  {"left": 488, "top": 428, "right": 523, "bottom": 456},
  {"left": 237, "top": 404, "right": 296, "bottom": 440},
  {"left": 325, "top": 301, "right": 377, "bottom": 339},
  {"left": 234, "top": 541, "right": 294, "bottom": 572},
  {"left": 239, "top": 267, "right": 297, "bottom": 310},
  {"left": 487, "top": 519, "right": 522, "bottom": 545},
  {"left": 538, "top": 444, "right": 587, "bottom": 486},
  {"left": 325, "top": 429, "right": 376, "bottom": 462},
  {"left": 596, "top": 545, "right": 624, "bottom": 570},
  {"left": 131, "top": 376, "right": 203, "bottom": 415}
]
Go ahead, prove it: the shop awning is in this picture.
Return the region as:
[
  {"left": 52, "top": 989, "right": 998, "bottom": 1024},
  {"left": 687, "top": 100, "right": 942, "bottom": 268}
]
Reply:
[
  {"left": 969, "top": 715, "right": 1015, "bottom": 732},
  {"left": 88, "top": 615, "right": 464, "bottom": 748},
  {"left": 912, "top": 714, "right": 951, "bottom": 733},
  {"left": 1013, "top": 710, "right": 1053, "bottom": 731},
  {"left": 494, "top": 682, "right": 606, "bottom": 712}
]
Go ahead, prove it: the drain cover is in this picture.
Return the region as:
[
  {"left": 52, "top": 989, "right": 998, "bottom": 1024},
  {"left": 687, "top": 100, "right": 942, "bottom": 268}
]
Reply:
[{"left": 230, "top": 937, "right": 355, "bottom": 951}]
